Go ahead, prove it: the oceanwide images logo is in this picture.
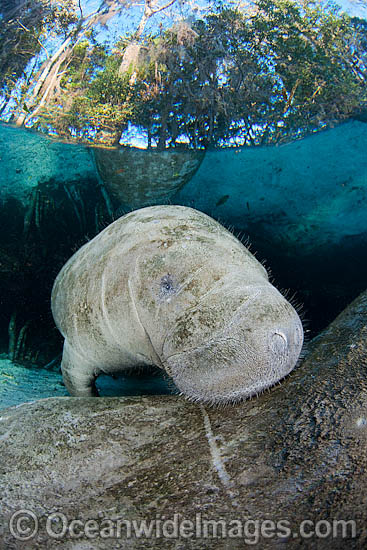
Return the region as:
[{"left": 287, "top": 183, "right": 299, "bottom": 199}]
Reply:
[{"left": 8, "top": 511, "right": 357, "bottom": 543}]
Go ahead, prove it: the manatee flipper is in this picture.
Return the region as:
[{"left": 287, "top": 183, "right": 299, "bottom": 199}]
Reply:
[{"left": 61, "top": 340, "right": 99, "bottom": 397}]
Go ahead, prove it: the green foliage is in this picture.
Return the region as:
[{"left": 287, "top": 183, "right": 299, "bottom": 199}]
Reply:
[
  {"left": 126, "top": 0, "right": 367, "bottom": 147},
  {"left": 12, "top": 0, "right": 367, "bottom": 147},
  {"left": 241, "top": 0, "right": 367, "bottom": 142},
  {"left": 38, "top": 42, "right": 144, "bottom": 144}
]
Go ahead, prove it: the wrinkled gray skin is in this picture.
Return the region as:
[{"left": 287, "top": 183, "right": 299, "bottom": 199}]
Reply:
[{"left": 51, "top": 205, "right": 303, "bottom": 404}]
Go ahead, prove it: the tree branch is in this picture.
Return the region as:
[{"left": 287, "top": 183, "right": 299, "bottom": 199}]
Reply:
[
  {"left": 150, "top": 0, "right": 177, "bottom": 15},
  {"left": 16, "top": 19, "right": 49, "bottom": 58}
]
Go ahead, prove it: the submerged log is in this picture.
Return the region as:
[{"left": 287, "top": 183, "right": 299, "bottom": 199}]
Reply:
[{"left": 0, "top": 290, "right": 367, "bottom": 548}]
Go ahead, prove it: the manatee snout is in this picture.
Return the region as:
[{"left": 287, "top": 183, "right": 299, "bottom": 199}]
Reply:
[{"left": 163, "top": 286, "right": 303, "bottom": 405}]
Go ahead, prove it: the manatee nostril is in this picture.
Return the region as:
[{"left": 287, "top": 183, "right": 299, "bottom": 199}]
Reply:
[{"left": 271, "top": 331, "right": 288, "bottom": 353}]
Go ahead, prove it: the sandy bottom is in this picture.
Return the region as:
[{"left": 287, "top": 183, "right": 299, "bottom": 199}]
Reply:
[{"left": 0, "top": 356, "right": 173, "bottom": 410}]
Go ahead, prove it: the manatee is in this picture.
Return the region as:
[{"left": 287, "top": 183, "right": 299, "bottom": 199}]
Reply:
[{"left": 51, "top": 205, "right": 303, "bottom": 404}]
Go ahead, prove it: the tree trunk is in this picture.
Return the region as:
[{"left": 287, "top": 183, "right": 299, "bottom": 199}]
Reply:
[
  {"left": 158, "top": 109, "right": 168, "bottom": 150},
  {"left": 147, "top": 124, "right": 152, "bottom": 149},
  {"left": 13, "top": 2, "right": 121, "bottom": 127},
  {"left": 14, "top": 35, "right": 72, "bottom": 127},
  {"left": 118, "top": 0, "right": 178, "bottom": 76}
]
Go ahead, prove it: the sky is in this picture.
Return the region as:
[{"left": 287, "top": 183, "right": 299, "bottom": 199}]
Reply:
[
  {"left": 83, "top": 0, "right": 367, "bottom": 46},
  {"left": 82, "top": 0, "right": 367, "bottom": 22},
  {"left": 338, "top": 0, "right": 367, "bottom": 16}
]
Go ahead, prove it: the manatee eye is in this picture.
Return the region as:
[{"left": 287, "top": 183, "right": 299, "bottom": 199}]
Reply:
[
  {"left": 159, "top": 274, "right": 177, "bottom": 299},
  {"left": 163, "top": 280, "right": 172, "bottom": 291}
]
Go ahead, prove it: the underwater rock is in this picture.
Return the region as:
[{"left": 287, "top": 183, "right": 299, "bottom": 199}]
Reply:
[
  {"left": 93, "top": 146, "right": 205, "bottom": 208},
  {"left": 1, "top": 289, "right": 367, "bottom": 548}
]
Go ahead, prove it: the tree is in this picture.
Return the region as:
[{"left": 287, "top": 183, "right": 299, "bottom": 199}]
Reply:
[
  {"left": 1, "top": 0, "right": 366, "bottom": 147},
  {"left": 122, "top": 1, "right": 367, "bottom": 147},
  {"left": 0, "top": 0, "right": 183, "bottom": 128},
  {"left": 248, "top": 0, "right": 367, "bottom": 143},
  {"left": 0, "top": 0, "right": 80, "bottom": 119},
  {"left": 118, "top": 0, "right": 179, "bottom": 79}
]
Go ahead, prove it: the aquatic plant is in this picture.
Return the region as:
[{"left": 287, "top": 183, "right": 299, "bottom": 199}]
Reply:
[{"left": 0, "top": 176, "right": 114, "bottom": 364}]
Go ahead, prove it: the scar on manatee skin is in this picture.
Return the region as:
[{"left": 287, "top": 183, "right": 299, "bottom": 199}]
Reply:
[
  {"left": 200, "top": 405, "right": 232, "bottom": 487},
  {"left": 200, "top": 405, "right": 239, "bottom": 506}
]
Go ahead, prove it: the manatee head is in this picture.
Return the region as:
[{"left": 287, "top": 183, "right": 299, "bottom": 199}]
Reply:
[{"left": 161, "top": 278, "right": 303, "bottom": 405}]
